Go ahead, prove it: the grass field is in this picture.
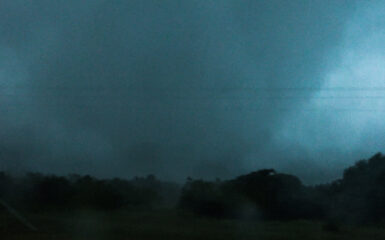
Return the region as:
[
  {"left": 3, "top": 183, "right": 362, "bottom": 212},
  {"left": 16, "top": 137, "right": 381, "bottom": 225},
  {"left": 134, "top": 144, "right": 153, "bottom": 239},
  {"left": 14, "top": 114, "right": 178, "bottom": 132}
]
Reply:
[{"left": 1, "top": 209, "right": 385, "bottom": 240}]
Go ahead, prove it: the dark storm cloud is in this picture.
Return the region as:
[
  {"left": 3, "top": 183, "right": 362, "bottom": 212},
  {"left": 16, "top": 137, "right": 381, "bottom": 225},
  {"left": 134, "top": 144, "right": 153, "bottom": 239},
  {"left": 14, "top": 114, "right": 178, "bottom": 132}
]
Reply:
[{"left": 0, "top": 1, "right": 358, "bottom": 182}]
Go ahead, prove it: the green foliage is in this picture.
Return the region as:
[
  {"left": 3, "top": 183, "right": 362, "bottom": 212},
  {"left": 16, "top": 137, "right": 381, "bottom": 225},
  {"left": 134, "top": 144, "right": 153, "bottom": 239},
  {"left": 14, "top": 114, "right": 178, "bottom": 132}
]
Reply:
[
  {"left": 179, "top": 153, "right": 385, "bottom": 223},
  {"left": 318, "top": 152, "right": 385, "bottom": 223},
  {"left": 1, "top": 152, "right": 385, "bottom": 224},
  {"left": 0, "top": 173, "right": 177, "bottom": 212},
  {"left": 179, "top": 169, "right": 324, "bottom": 220}
]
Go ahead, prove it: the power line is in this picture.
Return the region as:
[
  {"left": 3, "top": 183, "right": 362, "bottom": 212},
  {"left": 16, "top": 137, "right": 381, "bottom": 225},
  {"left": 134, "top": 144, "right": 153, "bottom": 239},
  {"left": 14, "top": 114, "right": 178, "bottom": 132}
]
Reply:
[
  {"left": 5, "top": 95, "right": 385, "bottom": 98},
  {"left": 4, "top": 93, "right": 385, "bottom": 100},
  {"left": 1, "top": 103, "right": 385, "bottom": 113},
  {"left": 3, "top": 86, "right": 385, "bottom": 91}
]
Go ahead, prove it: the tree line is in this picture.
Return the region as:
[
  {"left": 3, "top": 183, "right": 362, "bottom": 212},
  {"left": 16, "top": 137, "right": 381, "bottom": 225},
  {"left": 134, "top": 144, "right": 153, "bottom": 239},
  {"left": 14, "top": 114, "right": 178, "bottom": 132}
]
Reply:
[
  {"left": 180, "top": 153, "right": 385, "bottom": 224},
  {"left": 1, "top": 153, "right": 385, "bottom": 224},
  {"left": 0, "top": 173, "right": 180, "bottom": 211}
]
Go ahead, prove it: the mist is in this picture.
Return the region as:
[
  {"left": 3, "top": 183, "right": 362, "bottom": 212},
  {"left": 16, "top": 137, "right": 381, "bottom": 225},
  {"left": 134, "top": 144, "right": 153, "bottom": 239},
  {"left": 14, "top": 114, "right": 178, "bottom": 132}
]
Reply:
[{"left": 2, "top": 0, "right": 383, "bottom": 183}]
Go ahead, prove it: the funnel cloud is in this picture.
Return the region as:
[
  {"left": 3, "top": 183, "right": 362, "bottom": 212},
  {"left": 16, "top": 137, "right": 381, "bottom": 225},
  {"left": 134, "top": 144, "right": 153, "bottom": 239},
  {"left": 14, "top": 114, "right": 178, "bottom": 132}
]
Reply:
[{"left": 2, "top": 0, "right": 384, "bottom": 183}]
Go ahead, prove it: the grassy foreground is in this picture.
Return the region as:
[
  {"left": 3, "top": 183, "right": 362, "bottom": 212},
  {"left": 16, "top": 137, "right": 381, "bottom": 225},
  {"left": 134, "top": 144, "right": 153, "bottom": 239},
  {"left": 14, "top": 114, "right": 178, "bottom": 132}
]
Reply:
[{"left": 1, "top": 209, "right": 385, "bottom": 240}]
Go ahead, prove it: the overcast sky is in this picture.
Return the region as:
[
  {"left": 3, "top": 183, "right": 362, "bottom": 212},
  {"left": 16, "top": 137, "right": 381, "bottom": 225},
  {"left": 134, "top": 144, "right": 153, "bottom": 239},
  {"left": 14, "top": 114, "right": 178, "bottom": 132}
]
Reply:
[{"left": 1, "top": 0, "right": 384, "bottom": 184}]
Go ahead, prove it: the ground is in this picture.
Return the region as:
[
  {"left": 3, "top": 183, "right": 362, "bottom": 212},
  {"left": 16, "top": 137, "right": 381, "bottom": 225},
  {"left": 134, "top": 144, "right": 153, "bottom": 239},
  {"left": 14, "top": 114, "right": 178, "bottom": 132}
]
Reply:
[{"left": 1, "top": 209, "right": 385, "bottom": 240}]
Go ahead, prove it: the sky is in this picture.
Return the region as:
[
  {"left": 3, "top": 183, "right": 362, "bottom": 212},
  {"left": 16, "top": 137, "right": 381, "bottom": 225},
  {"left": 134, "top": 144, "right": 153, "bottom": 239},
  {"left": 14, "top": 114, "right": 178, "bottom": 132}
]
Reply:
[{"left": 1, "top": 0, "right": 384, "bottom": 184}]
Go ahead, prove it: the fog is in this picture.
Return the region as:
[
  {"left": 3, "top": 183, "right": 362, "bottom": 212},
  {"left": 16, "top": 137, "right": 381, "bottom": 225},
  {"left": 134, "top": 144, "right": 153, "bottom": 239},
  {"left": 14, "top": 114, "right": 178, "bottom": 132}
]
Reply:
[{"left": 1, "top": 0, "right": 384, "bottom": 183}]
